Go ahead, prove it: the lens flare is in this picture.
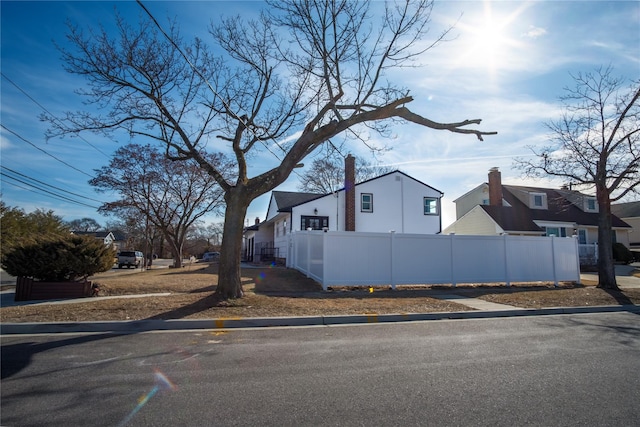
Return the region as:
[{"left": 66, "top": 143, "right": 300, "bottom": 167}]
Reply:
[{"left": 118, "top": 369, "right": 176, "bottom": 426}]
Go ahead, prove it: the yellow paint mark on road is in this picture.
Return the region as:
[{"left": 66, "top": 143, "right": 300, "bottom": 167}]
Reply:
[
  {"left": 364, "top": 313, "right": 378, "bottom": 323},
  {"left": 214, "top": 318, "right": 242, "bottom": 329}
]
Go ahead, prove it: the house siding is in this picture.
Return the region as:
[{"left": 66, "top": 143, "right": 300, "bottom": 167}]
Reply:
[
  {"left": 443, "top": 205, "right": 502, "bottom": 235},
  {"left": 355, "top": 173, "right": 441, "bottom": 234},
  {"left": 620, "top": 217, "right": 640, "bottom": 246},
  {"left": 290, "top": 172, "right": 442, "bottom": 234},
  {"left": 455, "top": 184, "right": 489, "bottom": 219}
]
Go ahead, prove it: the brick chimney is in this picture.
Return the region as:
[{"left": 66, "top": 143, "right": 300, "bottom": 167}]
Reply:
[
  {"left": 488, "top": 167, "right": 503, "bottom": 206},
  {"left": 255, "top": 217, "right": 260, "bottom": 225},
  {"left": 345, "top": 154, "right": 356, "bottom": 231}
]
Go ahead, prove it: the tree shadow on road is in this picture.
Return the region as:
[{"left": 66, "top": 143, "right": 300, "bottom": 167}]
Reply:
[{"left": 1, "top": 333, "right": 124, "bottom": 380}]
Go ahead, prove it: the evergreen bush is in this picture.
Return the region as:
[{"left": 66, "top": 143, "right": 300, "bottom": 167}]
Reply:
[
  {"left": 612, "top": 242, "right": 634, "bottom": 264},
  {"left": 2, "top": 235, "right": 116, "bottom": 281}
]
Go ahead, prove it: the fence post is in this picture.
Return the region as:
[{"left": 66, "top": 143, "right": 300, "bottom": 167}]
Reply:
[
  {"left": 305, "top": 230, "right": 312, "bottom": 280},
  {"left": 322, "top": 230, "right": 328, "bottom": 291},
  {"left": 390, "top": 231, "right": 396, "bottom": 290},
  {"left": 450, "top": 234, "right": 456, "bottom": 287},
  {"left": 573, "top": 236, "right": 581, "bottom": 284},
  {"left": 551, "top": 236, "right": 558, "bottom": 287},
  {"left": 503, "top": 234, "right": 511, "bottom": 287}
]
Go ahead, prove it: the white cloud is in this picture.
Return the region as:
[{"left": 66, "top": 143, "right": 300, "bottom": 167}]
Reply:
[{"left": 522, "top": 25, "right": 547, "bottom": 39}]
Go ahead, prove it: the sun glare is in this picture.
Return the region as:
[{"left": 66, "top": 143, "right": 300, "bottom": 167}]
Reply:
[{"left": 455, "top": 2, "right": 529, "bottom": 80}]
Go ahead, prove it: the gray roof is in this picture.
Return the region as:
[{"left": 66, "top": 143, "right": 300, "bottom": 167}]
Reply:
[
  {"left": 272, "top": 191, "right": 324, "bottom": 213},
  {"left": 480, "top": 185, "right": 630, "bottom": 232},
  {"left": 611, "top": 201, "right": 640, "bottom": 218}
]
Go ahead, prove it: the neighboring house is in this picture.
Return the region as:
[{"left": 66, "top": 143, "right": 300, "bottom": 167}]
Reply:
[
  {"left": 71, "top": 231, "right": 124, "bottom": 252},
  {"left": 442, "top": 168, "right": 631, "bottom": 255},
  {"left": 244, "top": 155, "right": 444, "bottom": 263},
  {"left": 612, "top": 201, "right": 640, "bottom": 251}
]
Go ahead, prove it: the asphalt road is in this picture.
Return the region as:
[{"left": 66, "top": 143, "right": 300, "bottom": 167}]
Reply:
[{"left": 2, "top": 313, "right": 639, "bottom": 427}]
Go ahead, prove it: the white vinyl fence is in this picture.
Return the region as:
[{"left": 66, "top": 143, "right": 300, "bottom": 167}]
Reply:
[
  {"left": 288, "top": 231, "right": 581, "bottom": 290},
  {"left": 578, "top": 243, "right": 598, "bottom": 265}
]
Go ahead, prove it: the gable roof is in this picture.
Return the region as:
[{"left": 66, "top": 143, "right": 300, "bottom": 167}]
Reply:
[
  {"left": 612, "top": 201, "right": 640, "bottom": 218},
  {"left": 479, "top": 185, "right": 630, "bottom": 231},
  {"left": 352, "top": 170, "right": 444, "bottom": 196},
  {"left": 271, "top": 191, "right": 324, "bottom": 213},
  {"left": 480, "top": 205, "right": 544, "bottom": 233}
]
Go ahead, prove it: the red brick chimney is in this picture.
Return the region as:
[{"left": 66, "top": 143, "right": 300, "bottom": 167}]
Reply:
[
  {"left": 345, "top": 154, "right": 356, "bottom": 231},
  {"left": 488, "top": 167, "right": 503, "bottom": 206}
]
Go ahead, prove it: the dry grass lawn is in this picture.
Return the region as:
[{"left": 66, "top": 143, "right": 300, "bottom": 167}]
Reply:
[{"left": 1, "top": 263, "right": 639, "bottom": 323}]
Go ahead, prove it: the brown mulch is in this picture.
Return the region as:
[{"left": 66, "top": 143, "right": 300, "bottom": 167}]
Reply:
[{"left": 1, "top": 264, "right": 638, "bottom": 323}]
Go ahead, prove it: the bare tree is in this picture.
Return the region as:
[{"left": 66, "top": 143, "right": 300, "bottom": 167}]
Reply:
[
  {"left": 90, "top": 144, "right": 228, "bottom": 268},
  {"left": 67, "top": 217, "right": 102, "bottom": 232},
  {"left": 298, "top": 154, "right": 395, "bottom": 193},
  {"left": 515, "top": 66, "right": 640, "bottom": 290},
  {"left": 49, "top": 0, "right": 495, "bottom": 298}
]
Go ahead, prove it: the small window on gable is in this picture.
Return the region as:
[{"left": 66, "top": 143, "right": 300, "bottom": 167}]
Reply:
[
  {"left": 530, "top": 192, "right": 546, "bottom": 209},
  {"left": 361, "top": 193, "right": 373, "bottom": 212},
  {"left": 424, "top": 197, "right": 438, "bottom": 215},
  {"left": 586, "top": 198, "right": 597, "bottom": 211}
]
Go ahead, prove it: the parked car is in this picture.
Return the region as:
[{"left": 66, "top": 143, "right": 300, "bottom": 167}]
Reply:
[
  {"left": 117, "top": 250, "right": 144, "bottom": 269},
  {"left": 202, "top": 252, "right": 220, "bottom": 262}
]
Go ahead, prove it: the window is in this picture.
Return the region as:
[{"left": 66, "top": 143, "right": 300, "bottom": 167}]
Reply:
[
  {"left": 586, "top": 198, "right": 597, "bottom": 211},
  {"left": 424, "top": 197, "right": 438, "bottom": 215},
  {"left": 545, "top": 227, "right": 567, "bottom": 237},
  {"left": 361, "top": 193, "right": 373, "bottom": 212},
  {"left": 301, "top": 216, "right": 329, "bottom": 230},
  {"left": 533, "top": 194, "right": 544, "bottom": 207}
]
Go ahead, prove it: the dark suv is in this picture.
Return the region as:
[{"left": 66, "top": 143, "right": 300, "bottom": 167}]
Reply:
[{"left": 117, "top": 251, "right": 144, "bottom": 269}]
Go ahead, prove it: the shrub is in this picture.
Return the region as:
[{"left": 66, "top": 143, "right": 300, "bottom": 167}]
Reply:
[
  {"left": 612, "top": 242, "right": 634, "bottom": 264},
  {"left": 2, "top": 235, "right": 116, "bottom": 281}
]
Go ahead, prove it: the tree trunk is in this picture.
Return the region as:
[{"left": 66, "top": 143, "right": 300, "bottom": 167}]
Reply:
[
  {"left": 215, "top": 187, "right": 249, "bottom": 299},
  {"left": 596, "top": 187, "right": 618, "bottom": 290},
  {"left": 164, "top": 232, "right": 184, "bottom": 269}
]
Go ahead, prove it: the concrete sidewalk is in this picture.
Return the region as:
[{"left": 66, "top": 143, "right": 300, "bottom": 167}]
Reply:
[
  {"left": 580, "top": 264, "right": 640, "bottom": 289},
  {"left": 2, "top": 264, "right": 639, "bottom": 335}
]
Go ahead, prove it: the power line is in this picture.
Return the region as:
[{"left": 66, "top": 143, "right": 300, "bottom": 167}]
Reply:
[
  {"left": 1, "top": 165, "right": 105, "bottom": 204},
  {"left": 1, "top": 173, "right": 101, "bottom": 209},
  {"left": 1, "top": 72, "right": 111, "bottom": 159},
  {"left": 1, "top": 124, "right": 95, "bottom": 178}
]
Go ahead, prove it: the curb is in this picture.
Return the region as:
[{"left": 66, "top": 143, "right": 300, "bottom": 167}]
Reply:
[{"left": 1, "top": 305, "right": 639, "bottom": 335}]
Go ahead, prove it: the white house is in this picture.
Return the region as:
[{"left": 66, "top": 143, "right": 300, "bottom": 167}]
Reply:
[
  {"left": 72, "top": 231, "right": 121, "bottom": 251},
  {"left": 244, "top": 155, "right": 443, "bottom": 263}
]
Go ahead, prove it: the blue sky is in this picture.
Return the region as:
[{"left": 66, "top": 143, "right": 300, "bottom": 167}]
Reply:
[{"left": 1, "top": 1, "right": 639, "bottom": 229}]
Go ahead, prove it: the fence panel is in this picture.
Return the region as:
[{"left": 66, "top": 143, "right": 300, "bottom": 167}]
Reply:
[
  {"left": 308, "top": 232, "right": 325, "bottom": 282},
  {"left": 451, "top": 235, "right": 508, "bottom": 283},
  {"left": 392, "top": 234, "right": 453, "bottom": 284},
  {"left": 505, "top": 236, "right": 555, "bottom": 282},
  {"left": 290, "top": 231, "right": 580, "bottom": 289},
  {"left": 323, "top": 232, "right": 392, "bottom": 286}
]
